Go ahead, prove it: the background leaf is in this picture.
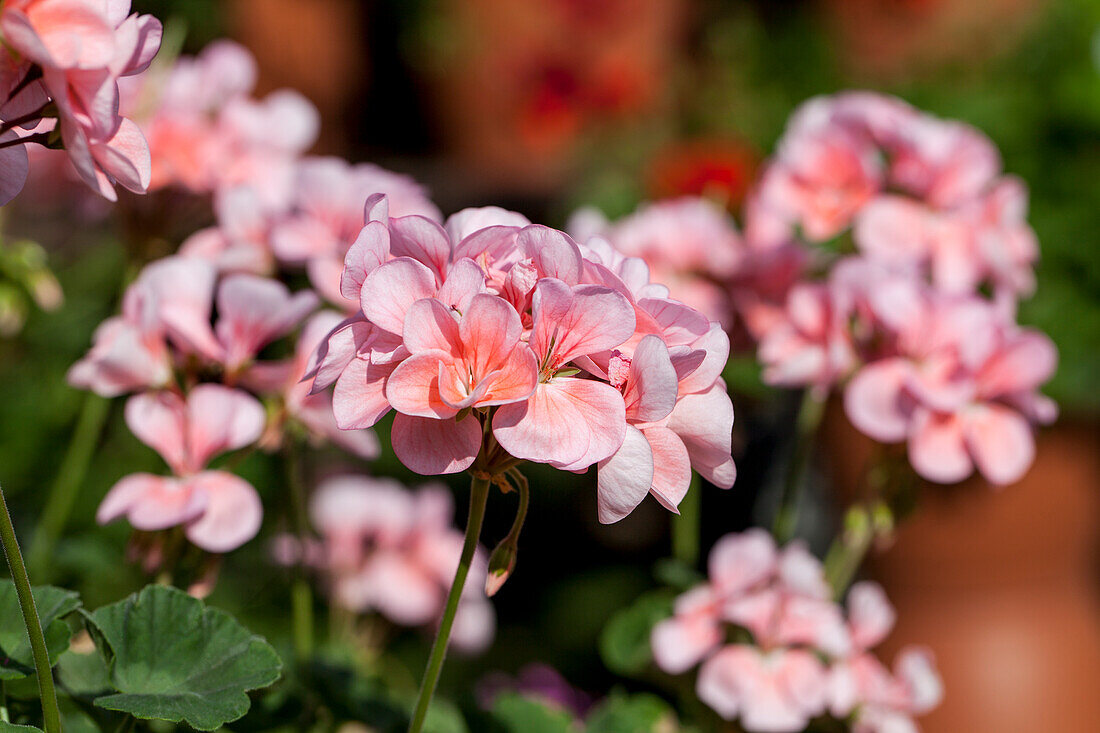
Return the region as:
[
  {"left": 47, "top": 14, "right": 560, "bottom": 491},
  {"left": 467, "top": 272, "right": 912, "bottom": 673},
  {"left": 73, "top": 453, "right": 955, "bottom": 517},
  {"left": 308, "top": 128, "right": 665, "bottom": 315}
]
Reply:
[
  {"left": 597, "top": 590, "right": 674, "bottom": 677},
  {"left": 490, "top": 693, "right": 577, "bottom": 733},
  {"left": 0, "top": 580, "right": 80, "bottom": 679},
  {"left": 86, "top": 585, "right": 282, "bottom": 731}
]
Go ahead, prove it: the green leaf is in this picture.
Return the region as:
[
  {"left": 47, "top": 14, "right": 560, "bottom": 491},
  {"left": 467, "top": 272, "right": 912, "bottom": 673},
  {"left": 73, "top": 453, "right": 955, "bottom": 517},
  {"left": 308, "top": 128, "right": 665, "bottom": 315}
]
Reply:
[
  {"left": 0, "top": 723, "right": 43, "bottom": 732},
  {"left": 0, "top": 580, "right": 81, "bottom": 679},
  {"left": 586, "top": 692, "right": 680, "bottom": 733},
  {"left": 598, "top": 590, "right": 674, "bottom": 677},
  {"left": 491, "top": 693, "right": 577, "bottom": 733},
  {"left": 86, "top": 585, "right": 282, "bottom": 731},
  {"left": 56, "top": 648, "right": 112, "bottom": 696}
]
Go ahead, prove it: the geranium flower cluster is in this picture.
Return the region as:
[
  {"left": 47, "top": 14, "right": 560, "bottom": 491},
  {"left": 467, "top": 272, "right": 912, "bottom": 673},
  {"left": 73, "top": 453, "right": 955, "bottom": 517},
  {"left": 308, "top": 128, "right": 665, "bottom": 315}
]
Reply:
[
  {"left": 651, "top": 530, "right": 942, "bottom": 733},
  {"left": 746, "top": 93, "right": 1058, "bottom": 486},
  {"left": 0, "top": 0, "right": 162, "bottom": 204},
  {"left": 276, "top": 475, "right": 495, "bottom": 653},
  {"left": 311, "top": 197, "right": 737, "bottom": 522},
  {"left": 118, "top": 39, "right": 317, "bottom": 206},
  {"left": 69, "top": 255, "right": 378, "bottom": 553}
]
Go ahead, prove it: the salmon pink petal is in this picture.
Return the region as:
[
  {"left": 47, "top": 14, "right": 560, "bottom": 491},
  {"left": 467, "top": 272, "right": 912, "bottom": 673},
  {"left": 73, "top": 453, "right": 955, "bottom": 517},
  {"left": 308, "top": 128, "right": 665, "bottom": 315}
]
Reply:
[
  {"left": 333, "top": 357, "right": 395, "bottom": 429},
  {"left": 530, "top": 279, "right": 636, "bottom": 366},
  {"left": 908, "top": 408, "right": 972, "bottom": 484},
  {"left": 446, "top": 206, "right": 530, "bottom": 243},
  {"left": 391, "top": 413, "right": 481, "bottom": 475},
  {"left": 978, "top": 330, "right": 1058, "bottom": 398},
  {"left": 676, "top": 324, "right": 730, "bottom": 395},
  {"left": 642, "top": 426, "right": 692, "bottom": 513},
  {"left": 963, "top": 403, "right": 1035, "bottom": 486},
  {"left": 666, "top": 383, "right": 736, "bottom": 489},
  {"left": 778, "top": 541, "right": 831, "bottom": 599},
  {"left": 708, "top": 528, "right": 777, "bottom": 595},
  {"left": 459, "top": 294, "right": 523, "bottom": 376},
  {"left": 183, "top": 471, "right": 263, "bottom": 552},
  {"left": 478, "top": 349, "right": 538, "bottom": 407},
  {"left": 216, "top": 275, "right": 318, "bottom": 370},
  {"left": 90, "top": 117, "right": 151, "bottom": 193},
  {"left": 844, "top": 358, "right": 912, "bottom": 443},
  {"left": 403, "top": 298, "right": 461, "bottom": 356},
  {"left": 848, "top": 581, "right": 896, "bottom": 651},
  {"left": 894, "top": 647, "right": 943, "bottom": 714},
  {"left": 357, "top": 551, "right": 443, "bottom": 625},
  {"left": 651, "top": 614, "right": 722, "bottom": 674},
  {"left": 360, "top": 257, "right": 436, "bottom": 334},
  {"left": 596, "top": 426, "right": 654, "bottom": 524},
  {"left": 517, "top": 225, "right": 584, "bottom": 284},
  {"left": 493, "top": 378, "right": 626, "bottom": 469},
  {"left": 436, "top": 257, "right": 487, "bottom": 313},
  {"left": 305, "top": 314, "right": 371, "bottom": 392},
  {"left": 696, "top": 646, "right": 754, "bottom": 720},
  {"left": 125, "top": 391, "right": 188, "bottom": 474},
  {"left": 341, "top": 220, "right": 389, "bottom": 300},
  {"left": 623, "top": 336, "right": 677, "bottom": 423},
  {"left": 385, "top": 350, "right": 460, "bottom": 419},
  {"left": 450, "top": 598, "right": 496, "bottom": 653},
  {"left": 97, "top": 473, "right": 204, "bottom": 531},
  {"left": 186, "top": 384, "right": 265, "bottom": 469},
  {"left": 388, "top": 215, "right": 451, "bottom": 281}
]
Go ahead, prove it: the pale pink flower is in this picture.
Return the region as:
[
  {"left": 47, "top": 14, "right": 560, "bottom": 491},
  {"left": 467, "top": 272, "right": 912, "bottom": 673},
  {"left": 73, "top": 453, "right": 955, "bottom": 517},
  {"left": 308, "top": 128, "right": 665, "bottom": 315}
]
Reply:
[
  {"left": 307, "top": 476, "right": 495, "bottom": 652},
  {"left": 67, "top": 315, "right": 172, "bottom": 396},
  {"left": 844, "top": 293, "right": 1058, "bottom": 485},
  {"left": 758, "top": 282, "right": 857, "bottom": 392},
  {"left": 97, "top": 384, "right": 265, "bottom": 552},
  {"left": 697, "top": 646, "right": 829, "bottom": 732}
]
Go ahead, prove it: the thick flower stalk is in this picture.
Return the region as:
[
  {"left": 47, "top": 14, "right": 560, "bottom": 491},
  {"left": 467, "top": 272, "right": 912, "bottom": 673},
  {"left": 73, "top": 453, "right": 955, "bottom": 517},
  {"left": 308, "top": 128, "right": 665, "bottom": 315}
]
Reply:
[
  {"left": 652, "top": 530, "right": 943, "bottom": 733},
  {"left": 0, "top": 0, "right": 163, "bottom": 204}
]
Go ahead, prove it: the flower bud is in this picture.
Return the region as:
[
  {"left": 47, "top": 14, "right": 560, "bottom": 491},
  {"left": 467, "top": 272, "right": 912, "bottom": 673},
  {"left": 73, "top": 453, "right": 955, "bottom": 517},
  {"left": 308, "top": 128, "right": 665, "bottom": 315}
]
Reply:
[{"left": 485, "top": 541, "right": 517, "bottom": 597}]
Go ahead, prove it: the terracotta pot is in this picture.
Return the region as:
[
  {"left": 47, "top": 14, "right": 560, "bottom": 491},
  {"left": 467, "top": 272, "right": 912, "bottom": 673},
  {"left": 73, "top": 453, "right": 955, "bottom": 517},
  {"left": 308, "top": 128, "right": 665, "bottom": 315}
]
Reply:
[{"left": 824, "top": 407, "right": 1100, "bottom": 731}]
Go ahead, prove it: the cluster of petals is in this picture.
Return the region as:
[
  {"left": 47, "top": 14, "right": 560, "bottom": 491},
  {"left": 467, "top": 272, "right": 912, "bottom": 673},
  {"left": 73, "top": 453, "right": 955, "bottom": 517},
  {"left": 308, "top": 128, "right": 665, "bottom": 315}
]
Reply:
[
  {"left": 651, "top": 529, "right": 942, "bottom": 732},
  {"left": 311, "top": 196, "right": 736, "bottom": 522},
  {"left": 285, "top": 475, "right": 495, "bottom": 653},
  {"left": 97, "top": 384, "right": 265, "bottom": 552},
  {"left": 0, "top": 0, "right": 162, "bottom": 204},
  {"left": 747, "top": 91, "right": 1038, "bottom": 301},
  {"left": 118, "top": 39, "right": 317, "bottom": 205},
  {"left": 759, "top": 255, "right": 1057, "bottom": 485},
  {"left": 70, "top": 255, "right": 379, "bottom": 551}
]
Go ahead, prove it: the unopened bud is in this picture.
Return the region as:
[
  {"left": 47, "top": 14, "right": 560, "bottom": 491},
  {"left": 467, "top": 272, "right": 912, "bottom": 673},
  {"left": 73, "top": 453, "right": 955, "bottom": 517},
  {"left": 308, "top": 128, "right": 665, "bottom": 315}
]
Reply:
[{"left": 485, "top": 541, "right": 517, "bottom": 597}]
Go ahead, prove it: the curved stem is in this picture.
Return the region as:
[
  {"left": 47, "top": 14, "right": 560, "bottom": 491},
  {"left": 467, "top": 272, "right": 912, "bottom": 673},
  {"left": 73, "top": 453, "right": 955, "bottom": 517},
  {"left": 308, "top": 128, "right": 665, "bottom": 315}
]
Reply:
[
  {"left": 28, "top": 393, "right": 110, "bottom": 580},
  {"left": 0, "top": 484, "right": 62, "bottom": 733},
  {"left": 407, "top": 475, "right": 490, "bottom": 733},
  {"left": 502, "top": 468, "right": 530, "bottom": 546},
  {"left": 824, "top": 505, "right": 875, "bottom": 599},
  {"left": 772, "top": 390, "right": 826, "bottom": 544}
]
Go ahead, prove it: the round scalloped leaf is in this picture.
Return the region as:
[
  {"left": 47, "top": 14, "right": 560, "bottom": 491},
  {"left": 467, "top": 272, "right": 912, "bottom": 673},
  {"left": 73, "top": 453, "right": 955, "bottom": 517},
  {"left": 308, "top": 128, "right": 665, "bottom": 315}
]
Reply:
[
  {"left": 0, "top": 723, "right": 43, "bottom": 732},
  {"left": 0, "top": 580, "right": 81, "bottom": 680},
  {"left": 598, "top": 590, "right": 674, "bottom": 677},
  {"left": 86, "top": 585, "right": 282, "bottom": 731}
]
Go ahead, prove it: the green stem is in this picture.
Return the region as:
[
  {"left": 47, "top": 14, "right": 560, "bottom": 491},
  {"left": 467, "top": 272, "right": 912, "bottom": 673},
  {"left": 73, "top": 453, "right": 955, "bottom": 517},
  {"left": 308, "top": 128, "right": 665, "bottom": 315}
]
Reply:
[
  {"left": 0, "top": 484, "right": 62, "bottom": 733},
  {"left": 407, "top": 475, "right": 491, "bottom": 733},
  {"left": 28, "top": 393, "right": 110, "bottom": 580},
  {"left": 672, "top": 474, "right": 701, "bottom": 567},
  {"left": 772, "top": 390, "right": 826, "bottom": 544},
  {"left": 284, "top": 444, "right": 314, "bottom": 663},
  {"left": 502, "top": 468, "right": 530, "bottom": 546},
  {"left": 823, "top": 506, "right": 875, "bottom": 599}
]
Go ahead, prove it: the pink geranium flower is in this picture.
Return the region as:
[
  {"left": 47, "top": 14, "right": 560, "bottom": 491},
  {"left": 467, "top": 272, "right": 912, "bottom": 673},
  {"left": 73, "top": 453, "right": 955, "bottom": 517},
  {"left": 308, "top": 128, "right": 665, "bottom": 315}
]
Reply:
[
  {"left": 315, "top": 195, "right": 736, "bottom": 524},
  {"left": 301, "top": 475, "right": 495, "bottom": 652},
  {"left": 97, "top": 384, "right": 265, "bottom": 552},
  {"left": 652, "top": 530, "right": 941, "bottom": 732}
]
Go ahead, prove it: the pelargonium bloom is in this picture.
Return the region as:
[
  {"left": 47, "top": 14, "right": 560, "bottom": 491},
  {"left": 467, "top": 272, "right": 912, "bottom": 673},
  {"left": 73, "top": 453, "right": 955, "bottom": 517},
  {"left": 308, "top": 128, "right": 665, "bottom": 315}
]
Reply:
[
  {"left": 291, "top": 475, "right": 495, "bottom": 653},
  {"left": 315, "top": 197, "right": 737, "bottom": 523},
  {"left": 0, "top": 0, "right": 162, "bottom": 202},
  {"left": 651, "top": 530, "right": 942, "bottom": 733},
  {"left": 97, "top": 384, "right": 265, "bottom": 552}
]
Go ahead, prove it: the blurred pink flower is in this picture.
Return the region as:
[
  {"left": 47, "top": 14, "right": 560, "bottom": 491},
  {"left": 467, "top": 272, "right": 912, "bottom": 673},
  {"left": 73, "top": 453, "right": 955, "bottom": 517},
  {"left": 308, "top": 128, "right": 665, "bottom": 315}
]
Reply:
[
  {"left": 303, "top": 475, "right": 495, "bottom": 653},
  {"left": 97, "top": 384, "right": 265, "bottom": 552},
  {"left": 652, "top": 530, "right": 941, "bottom": 732}
]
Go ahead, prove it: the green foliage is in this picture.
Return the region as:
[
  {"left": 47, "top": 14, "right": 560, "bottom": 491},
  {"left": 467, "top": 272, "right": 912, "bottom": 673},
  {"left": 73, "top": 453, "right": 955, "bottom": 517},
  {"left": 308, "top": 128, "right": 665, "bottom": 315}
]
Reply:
[
  {"left": 0, "top": 580, "right": 80, "bottom": 680},
  {"left": 490, "top": 694, "right": 577, "bottom": 733},
  {"left": 85, "top": 585, "right": 282, "bottom": 731},
  {"left": 0, "top": 723, "right": 43, "bottom": 732},
  {"left": 598, "top": 590, "right": 675, "bottom": 677},
  {"left": 586, "top": 692, "right": 685, "bottom": 733}
]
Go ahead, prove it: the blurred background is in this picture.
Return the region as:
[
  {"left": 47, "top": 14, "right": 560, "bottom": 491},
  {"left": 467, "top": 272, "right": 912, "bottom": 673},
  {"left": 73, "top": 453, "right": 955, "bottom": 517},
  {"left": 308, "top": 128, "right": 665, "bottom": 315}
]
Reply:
[{"left": 1, "top": 0, "right": 1098, "bottom": 730}]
